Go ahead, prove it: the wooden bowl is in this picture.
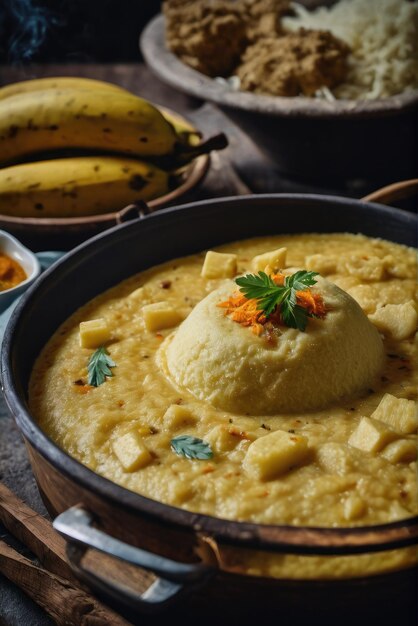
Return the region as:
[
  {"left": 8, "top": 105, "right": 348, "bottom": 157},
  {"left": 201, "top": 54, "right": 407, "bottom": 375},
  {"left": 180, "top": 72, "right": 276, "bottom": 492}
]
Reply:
[
  {"left": 140, "top": 13, "right": 418, "bottom": 185},
  {"left": 2, "top": 193, "right": 417, "bottom": 624},
  {"left": 0, "top": 107, "right": 210, "bottom": 251}
]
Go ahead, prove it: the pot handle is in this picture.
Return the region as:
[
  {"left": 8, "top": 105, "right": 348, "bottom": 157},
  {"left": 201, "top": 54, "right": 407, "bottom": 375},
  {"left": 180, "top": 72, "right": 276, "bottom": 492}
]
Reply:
[
  {"left": 361, "top": 178, "right": 418, "bottom": 205},
  {"left": 53, "top": 506, "right": 214, "bottom": 613},
  {"left": 115, "top": 200, "right": 153, "bottom": 225}
]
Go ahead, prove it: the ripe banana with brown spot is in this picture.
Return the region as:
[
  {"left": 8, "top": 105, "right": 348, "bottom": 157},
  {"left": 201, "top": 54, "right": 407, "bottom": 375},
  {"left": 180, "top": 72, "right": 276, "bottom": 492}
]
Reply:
[
  {"left": 0, "top": 77, "right": 199, "bottom": 142},
  {"left": 0, "top": 88, "right": 179, "bottom": 166},
  {"left": 0, "top": 156, "right": 170, "bottom": 218},
  {"left": 0, "top": 76, "right": 129, "bottom": 100}
]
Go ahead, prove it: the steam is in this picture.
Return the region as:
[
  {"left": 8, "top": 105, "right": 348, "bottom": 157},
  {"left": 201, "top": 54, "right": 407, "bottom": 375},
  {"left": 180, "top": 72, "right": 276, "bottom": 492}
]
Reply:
[{"left": 1, "top": 0, "right": 59, "bottom": 62}]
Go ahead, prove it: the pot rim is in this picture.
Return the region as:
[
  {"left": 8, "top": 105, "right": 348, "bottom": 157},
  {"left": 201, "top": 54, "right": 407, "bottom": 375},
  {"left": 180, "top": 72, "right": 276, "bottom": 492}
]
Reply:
[
  {"left": 2, "top": 193, "right": 418, "bottom": 554},
  {"left": 140, "top": 15, "right": 418, "bottom": 120}
]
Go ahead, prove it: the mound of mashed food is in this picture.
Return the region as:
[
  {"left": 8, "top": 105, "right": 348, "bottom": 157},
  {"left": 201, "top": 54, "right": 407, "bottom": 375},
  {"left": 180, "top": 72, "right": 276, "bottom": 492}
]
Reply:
[
  {"left": 29, "top": 233, "right": 418, "bottom": 579},
  {"left": 163, "top": 277, "right": 384, "bottom": 414},
  {"left": 164, "top": 0, "right": 418, "bottom": 99}
]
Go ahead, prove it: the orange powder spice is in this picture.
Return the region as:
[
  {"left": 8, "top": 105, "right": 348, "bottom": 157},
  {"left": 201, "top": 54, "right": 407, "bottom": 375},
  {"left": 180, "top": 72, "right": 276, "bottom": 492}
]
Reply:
[{"left": 0, "top": 253, "right": 26, "bottom": 292}]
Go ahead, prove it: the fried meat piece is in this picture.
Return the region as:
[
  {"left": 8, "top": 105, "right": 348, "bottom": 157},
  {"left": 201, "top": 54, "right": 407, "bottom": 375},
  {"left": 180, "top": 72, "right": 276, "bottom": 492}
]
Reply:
[{"left": 236, "top": 28, "right": 350, "bottom": 96}]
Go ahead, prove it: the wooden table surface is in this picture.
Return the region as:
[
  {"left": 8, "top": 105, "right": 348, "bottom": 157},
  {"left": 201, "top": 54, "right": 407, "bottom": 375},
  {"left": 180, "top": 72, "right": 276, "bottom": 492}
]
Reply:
[{"left": 0, "top": 62, "right": 413, "bottom": 626}]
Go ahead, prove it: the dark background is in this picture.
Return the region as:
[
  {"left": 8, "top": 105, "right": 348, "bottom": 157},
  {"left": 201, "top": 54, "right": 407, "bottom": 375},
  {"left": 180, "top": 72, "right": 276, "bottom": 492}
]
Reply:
[{"left": 0, "top": 0, "right": 162, "bottom": 64}]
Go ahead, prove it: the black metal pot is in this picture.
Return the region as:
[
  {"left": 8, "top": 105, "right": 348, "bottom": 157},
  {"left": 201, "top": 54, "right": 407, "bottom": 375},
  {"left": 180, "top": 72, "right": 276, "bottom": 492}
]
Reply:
[{"left": 2, "top": 194, "right": 418, "bottom": 625}]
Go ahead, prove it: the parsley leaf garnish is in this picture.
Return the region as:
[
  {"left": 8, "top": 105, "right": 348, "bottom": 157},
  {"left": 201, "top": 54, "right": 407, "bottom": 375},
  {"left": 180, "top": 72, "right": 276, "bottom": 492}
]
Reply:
[
  {"left": 171, "top": 435, "right": 213, "bottom": 460},
  {"left": 235, "top": 270, "right": 319, "bottom": 331},
  {"left": 87, "top": 346, "right": 116, "bottom": 387}
]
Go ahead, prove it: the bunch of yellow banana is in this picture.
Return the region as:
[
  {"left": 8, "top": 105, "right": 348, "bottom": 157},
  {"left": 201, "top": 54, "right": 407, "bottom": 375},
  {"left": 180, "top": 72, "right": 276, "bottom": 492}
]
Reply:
[{"left": 0, "top": 76, "right": 217, "bottom": 218}]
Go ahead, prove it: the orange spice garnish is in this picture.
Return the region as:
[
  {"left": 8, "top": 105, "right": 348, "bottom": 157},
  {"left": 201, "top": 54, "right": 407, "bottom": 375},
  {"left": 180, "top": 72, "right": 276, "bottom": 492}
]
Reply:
[
  {"left": 228, "top": 426, "right": 253, "bottom": 440},
  {"left": 73, "top": 383, "right": 93, "bottom": 394},
  {"left": 218, "top": 270, "right": 326, "bottom": 334},
  {"left": 218, "top": 294, "right": 267, "bottom": 335},
  {"left": 296, "top": 289, "right": 327, "bottom": 318}
]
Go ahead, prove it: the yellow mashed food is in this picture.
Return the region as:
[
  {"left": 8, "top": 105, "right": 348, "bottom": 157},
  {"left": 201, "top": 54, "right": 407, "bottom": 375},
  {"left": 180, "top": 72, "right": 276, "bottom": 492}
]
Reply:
[
  {"left": 29, "top": 233, "right": 418, "bottom": 579},
  {"left": 164, "top": 277, "right": 384, "bottom": 414}
]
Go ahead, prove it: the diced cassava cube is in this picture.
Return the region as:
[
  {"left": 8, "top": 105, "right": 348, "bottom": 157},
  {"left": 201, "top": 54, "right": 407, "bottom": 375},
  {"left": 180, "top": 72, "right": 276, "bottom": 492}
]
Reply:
[
  {"left": 112, "top": 431, "right": 152, "bottom": 472},
  {"left": 163, "top": 404, "right": 197, "bottom": 429},
  {"left": 316, "top": 443, "right": 354, "bottom": 475},
  {"left": 381, "top": 439, "right": 417, "bottom": 464},
  {"left": 201, "top": 251, "right": 237, "bottom": 279},
  {"left": 167, "top": 479, "right": 193, "bottom": 504},
  {"left": 205, "top": 424, "right": 239, "bottom": 453},
  {"left": 243, "top": 430, "right": 309, "bottom": 480},
  {"left": 343, "top": 494, "right": 366, "bottom": 521},
  {"left": 371, "top": 394, "right": 417, "bottom": 435},
  {"left": 305, "top": 254, "right": 337, "bottom": 275},
  {"left": 127, "top": 286, "right": 145, "bottom": 300},
  {"left": 369, "top": 302, "right": 417, "bottom": 340},
  {"left": 79, "top": 318, "right": 110, "bottom": 349},
  {"left": 142, "top": 302, "right": 182, "bottom": 332},
  {"left": 346, "top": 284, "right": 378, "bottom": 314},
  {"left": 340, "top": 255, "right": 385, "bottom": 281},
  {"left": 252, "top": 247, "right": 287, "bottom": 273},
  {"left": 348, "top": 417, "right": 398, "bottom": 454}
]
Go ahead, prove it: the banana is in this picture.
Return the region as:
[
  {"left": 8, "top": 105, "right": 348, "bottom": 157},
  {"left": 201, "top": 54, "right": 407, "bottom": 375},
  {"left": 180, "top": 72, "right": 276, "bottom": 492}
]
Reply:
[
  {"left": 0, "top": 88, "right": 179, "bottom": 165},
  {"left": 159, "top": 108, "right": 201, "bottom": 146},
  {"left": 0, "top": 77, "right": 202, "bottom": 150},
  {"left": 0, "top": 156, "right": 170, "bottom": 218},
  {"left": 0, "top": 76, "right": 129, "bottom": 101},
  {"left": 0, "top": 77, "right": 195, "bottom": 136}
]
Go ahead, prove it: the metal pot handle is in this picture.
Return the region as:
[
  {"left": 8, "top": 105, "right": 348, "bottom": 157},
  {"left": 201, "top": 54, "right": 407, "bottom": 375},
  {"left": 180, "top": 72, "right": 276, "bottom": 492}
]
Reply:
[
  {"left": 53, "top": 506, "right": 214, "bottom": 613},
  {"left": 361, "top": 178, "right": 418, "bottom": 205}
]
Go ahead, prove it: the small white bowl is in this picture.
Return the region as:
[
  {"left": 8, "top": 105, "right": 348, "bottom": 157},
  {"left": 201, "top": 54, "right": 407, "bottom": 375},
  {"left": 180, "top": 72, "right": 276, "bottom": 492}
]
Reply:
[{"left": 0, "top": 231, "right": 41, "bottom": 313}]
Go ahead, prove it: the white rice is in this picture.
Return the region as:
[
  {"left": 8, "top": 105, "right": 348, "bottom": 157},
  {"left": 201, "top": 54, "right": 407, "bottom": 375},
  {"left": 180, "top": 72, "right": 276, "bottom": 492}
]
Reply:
[{"left": 283, "top": 0, "right": 418, "bottom": 100}]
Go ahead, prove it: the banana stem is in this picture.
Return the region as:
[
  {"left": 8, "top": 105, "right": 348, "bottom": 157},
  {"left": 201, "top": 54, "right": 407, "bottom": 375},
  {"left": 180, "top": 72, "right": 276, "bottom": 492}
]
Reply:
[
  {"left": 177, "top": 132, "right": 228, "bottom": 158},
  {"left": 154, "top": 133, "right": 229, "bottom": 170}
]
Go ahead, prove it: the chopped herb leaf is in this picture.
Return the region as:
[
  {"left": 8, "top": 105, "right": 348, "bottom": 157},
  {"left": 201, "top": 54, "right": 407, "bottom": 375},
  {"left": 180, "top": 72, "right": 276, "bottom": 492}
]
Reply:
[
  {"left": 87, "top": 346, "right": 116, "bottom": 387},
  {"left": 171, "top": 435, "right": 213, "bottom": 460},
  {"left": 235, "top": 270, "right": 319, "bottom": 331}
]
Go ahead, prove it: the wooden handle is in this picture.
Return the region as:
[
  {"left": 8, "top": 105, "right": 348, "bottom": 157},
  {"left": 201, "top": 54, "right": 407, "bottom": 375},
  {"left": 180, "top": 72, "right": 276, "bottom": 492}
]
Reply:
[
  {"left": 0, "top": 539, "right": 132, "bottom": 626},
  {"left": 0, "top": 481, "right": 154, "bottom": 589},
  {"left": 362, "top": 179, "right": 418, "bottom": 205},
  {"left": 53, "top": 506, "right": 213, "bottom": 612}
]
